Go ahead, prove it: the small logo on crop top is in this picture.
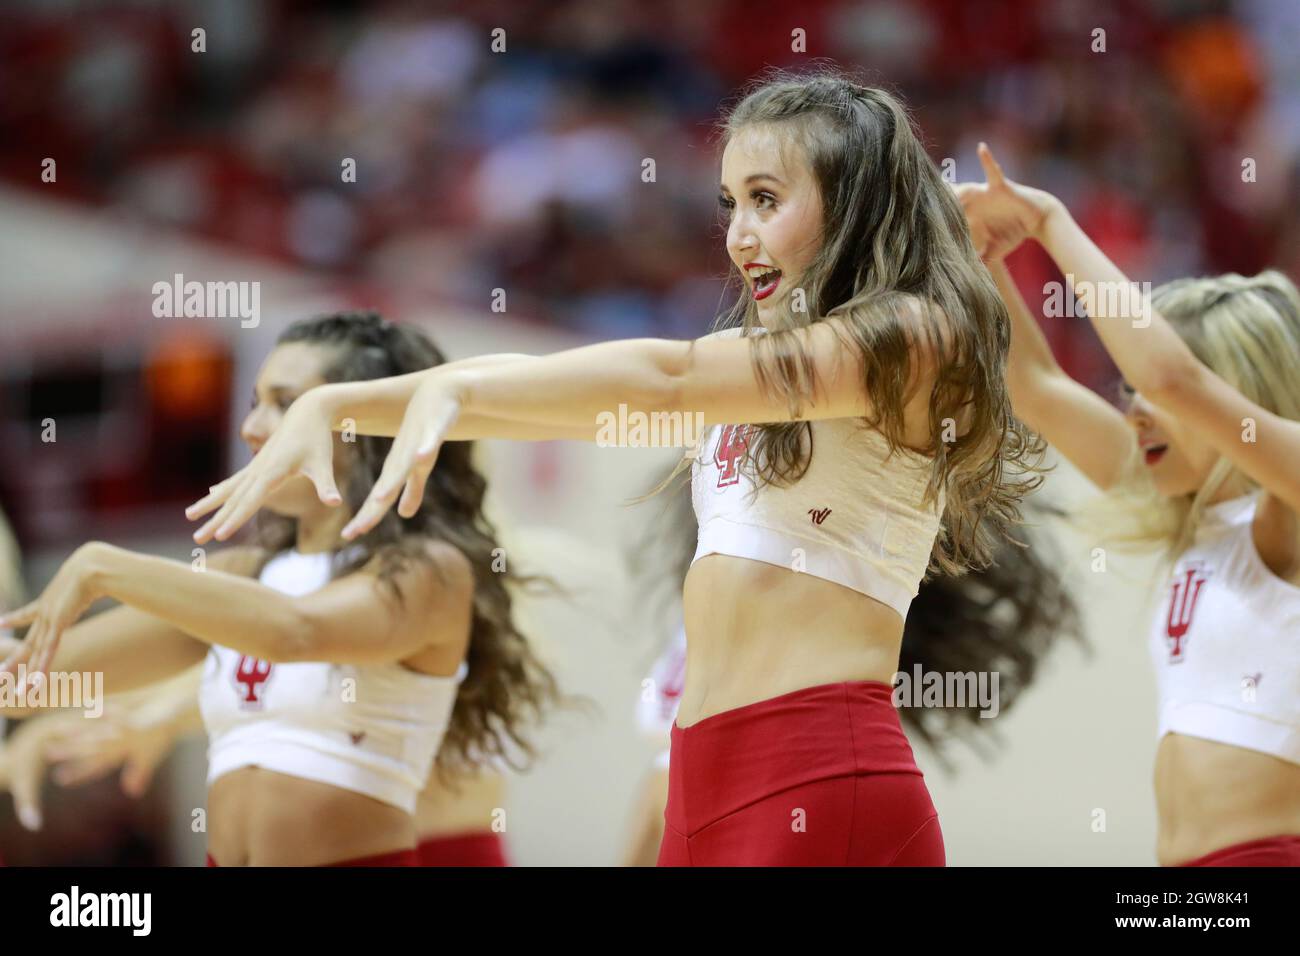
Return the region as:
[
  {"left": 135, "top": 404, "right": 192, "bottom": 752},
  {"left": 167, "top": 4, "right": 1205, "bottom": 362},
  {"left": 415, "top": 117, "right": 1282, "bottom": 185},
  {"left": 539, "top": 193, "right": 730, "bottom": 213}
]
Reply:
[
  {"left": 1165, "top": 564, "right": 1212, "bottom": 662},
  {"left": 808, "top": 507, "right": 832, "bottom": 525},
  {"left": 1241, "top": 673, "right": 1262, "bottom": 703},
  {"left": 233, "top": 655, "right": 274, "bottom": 708},
  {"left": 713, "top": 424, "right": 752, "bottom": 487},
  {"left": 349, "top": 731, "right": 367, "bottom": 745}
]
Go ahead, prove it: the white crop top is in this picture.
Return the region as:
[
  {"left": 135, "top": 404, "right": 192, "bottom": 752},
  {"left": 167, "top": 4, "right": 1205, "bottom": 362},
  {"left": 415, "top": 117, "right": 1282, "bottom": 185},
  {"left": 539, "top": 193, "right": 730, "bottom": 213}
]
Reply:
[
  {"left": 1148, "top": 493, "right": 1300, "bottom": 765},
  {"left": 689, "top": 327, "right": 942, "bottom": 618},
  {"left": 199, "top": 549, "right": 466, "bottom": 813}
]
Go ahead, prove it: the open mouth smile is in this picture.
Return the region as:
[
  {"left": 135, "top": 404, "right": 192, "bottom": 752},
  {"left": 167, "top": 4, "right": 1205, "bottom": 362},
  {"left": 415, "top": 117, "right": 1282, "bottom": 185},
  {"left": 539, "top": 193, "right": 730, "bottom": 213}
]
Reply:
[
  {"left": 1143, "top": 444, "right": 1168, "bottom": 466},
  {"left": 746, "top": 263, "right": 782, "bottom": 301}
]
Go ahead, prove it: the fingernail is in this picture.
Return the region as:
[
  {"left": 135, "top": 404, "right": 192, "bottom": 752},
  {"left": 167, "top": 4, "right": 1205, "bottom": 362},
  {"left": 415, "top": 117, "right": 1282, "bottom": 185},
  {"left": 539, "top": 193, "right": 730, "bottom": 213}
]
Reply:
[{"left": 18, "top": 806, "right": 42, "bottom": 831}]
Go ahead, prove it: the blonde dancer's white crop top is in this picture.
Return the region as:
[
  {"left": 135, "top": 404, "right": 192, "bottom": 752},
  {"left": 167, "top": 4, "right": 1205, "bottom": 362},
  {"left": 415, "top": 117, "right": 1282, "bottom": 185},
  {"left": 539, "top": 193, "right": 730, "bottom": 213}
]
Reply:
[
  {"left": 199, "top": 549, "right": 466, "bottom": 813},
  {"left": 1148, "top": 493, "right": 1300, "bottom": 764},
  {"left": 689, "top": 329, "right": 943, "bottom": 618}
]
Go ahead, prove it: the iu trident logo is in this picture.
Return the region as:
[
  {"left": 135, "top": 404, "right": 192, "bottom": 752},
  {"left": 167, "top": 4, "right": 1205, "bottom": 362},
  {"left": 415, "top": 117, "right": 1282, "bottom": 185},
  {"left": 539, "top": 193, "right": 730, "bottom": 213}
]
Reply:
[
  {"left": 1165, "top": 565, "right": 1211, "bottom": 662},
  {"left": 714, "top": 425, "right": 752, "bottom": 487},
  {"left": 233, "top": 655, "right": 274, "bottom": 707}
]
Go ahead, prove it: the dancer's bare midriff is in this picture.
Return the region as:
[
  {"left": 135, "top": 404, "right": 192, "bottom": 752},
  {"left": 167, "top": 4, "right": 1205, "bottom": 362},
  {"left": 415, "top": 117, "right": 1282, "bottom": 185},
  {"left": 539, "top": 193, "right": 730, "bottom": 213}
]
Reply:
[
  {"left": 207, "top": 767, "right": 415, "bottom": 866},
  {"left": 1154, "top": 734, "right": 1300, "bottom": 865},
  {"left": 677, "top": 554, "right": 905, "bottom": 728}
]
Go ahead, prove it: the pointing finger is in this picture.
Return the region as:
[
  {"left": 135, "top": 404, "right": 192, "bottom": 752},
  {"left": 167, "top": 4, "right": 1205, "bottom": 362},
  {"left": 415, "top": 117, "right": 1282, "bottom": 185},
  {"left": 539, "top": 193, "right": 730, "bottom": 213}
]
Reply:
[{"left": 977, "top": 142, "right": 1006, "bottom": 187}]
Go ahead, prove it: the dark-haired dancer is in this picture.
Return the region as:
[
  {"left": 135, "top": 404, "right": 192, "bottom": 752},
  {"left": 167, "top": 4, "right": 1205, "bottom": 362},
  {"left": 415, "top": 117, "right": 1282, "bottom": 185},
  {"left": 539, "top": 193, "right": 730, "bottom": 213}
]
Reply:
[
  {"left": 960, "top": 144, "right": 1300, "bottom": 866},
  {"left": 1, "top": 313, "right": 558, "bottom": 866},
  {"left": 187, "top": 72, "right": 1044, "bottom": 866}
]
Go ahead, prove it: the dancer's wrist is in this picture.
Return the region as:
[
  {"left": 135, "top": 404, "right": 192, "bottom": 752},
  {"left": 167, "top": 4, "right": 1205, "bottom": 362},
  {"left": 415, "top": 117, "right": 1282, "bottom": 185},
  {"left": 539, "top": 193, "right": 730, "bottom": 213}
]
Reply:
[
  {"left": 309, "top": 383, "right": 354, "bottom": 430},
  {"left": 1033, "top": 193, "right": 1071, "bottom": 246}
]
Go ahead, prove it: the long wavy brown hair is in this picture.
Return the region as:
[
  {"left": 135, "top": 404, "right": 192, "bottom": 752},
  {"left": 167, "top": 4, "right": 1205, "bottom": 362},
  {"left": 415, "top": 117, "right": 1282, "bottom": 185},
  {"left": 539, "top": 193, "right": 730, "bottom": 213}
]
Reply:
[
  {"left": 256, "top": 311, "right": 562, "bottom": 779},
  {"left": 654, "top": 68, "right": 1045, "bottom": 575}
]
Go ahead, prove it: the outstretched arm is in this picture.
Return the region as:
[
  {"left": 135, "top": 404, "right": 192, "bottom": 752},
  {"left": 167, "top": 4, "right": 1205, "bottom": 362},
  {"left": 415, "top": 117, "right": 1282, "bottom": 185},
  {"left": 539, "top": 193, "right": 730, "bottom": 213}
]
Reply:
[
  {"left": 328, "top": 353, "right": 602, "bottom": 442},
  {"left": 0, "top": 538, "right": 471, "bottom": 683},
  {"left": 0, "top": 548, "right": 261, "bottom": 714},
  {"left": 190, "top": 319, "right": 877, "bottom": 542}
]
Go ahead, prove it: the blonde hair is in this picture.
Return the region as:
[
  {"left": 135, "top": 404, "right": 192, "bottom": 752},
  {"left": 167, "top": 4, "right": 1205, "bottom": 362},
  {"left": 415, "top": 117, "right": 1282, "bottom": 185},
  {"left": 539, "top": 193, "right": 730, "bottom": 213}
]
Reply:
[{"left": 1078, "top": 269, "right": 1300, "bottom": 559}]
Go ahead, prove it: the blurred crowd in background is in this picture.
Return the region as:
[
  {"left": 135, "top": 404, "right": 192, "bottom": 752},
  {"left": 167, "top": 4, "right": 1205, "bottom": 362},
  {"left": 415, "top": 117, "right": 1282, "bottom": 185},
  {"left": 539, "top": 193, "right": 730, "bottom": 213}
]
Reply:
[{"left": 3, "top": 0, "right": 1298, "bottom": 375}]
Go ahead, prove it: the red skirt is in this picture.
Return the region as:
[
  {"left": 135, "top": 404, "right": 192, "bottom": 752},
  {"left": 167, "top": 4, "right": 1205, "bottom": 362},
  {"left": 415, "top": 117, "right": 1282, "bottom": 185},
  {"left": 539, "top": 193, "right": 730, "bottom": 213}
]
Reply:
[
  {"left": 1178, "top": 835, "right": 1300, "bottom": 867},
  {"left": 417, "top": 831, "right": 510, "bottom": 867},
  {"left": 206, "top": 848, "right": 417, "bottom": 867},
  {"left": 657, "top": 681, "right": 944, "bottom": 866}
]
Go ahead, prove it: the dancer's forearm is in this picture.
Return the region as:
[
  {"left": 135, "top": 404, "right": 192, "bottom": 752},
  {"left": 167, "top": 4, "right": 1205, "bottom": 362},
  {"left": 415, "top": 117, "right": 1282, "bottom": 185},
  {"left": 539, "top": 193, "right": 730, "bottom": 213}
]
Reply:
[
  {"left": 990, "top": 261, "right": 1061, "bottom": 390},
  {"left": 317, "top": 354, "right": 600, "bottom": 441},
  {"left": 454, "top": 338, "right": 682, "bottom": 429},
  {"left": 314, "top": 321, "right": 867, "bottom": 446},
  {"left": 987, "top": 257, "right": 1135, "bottom": 490},
  {"left": 86, "top": 545, "right": 312, "bottom": 663},
  {"left": 447, "top": 321, "right": 867, "bottom": 434},
  {"left": 327, "top": 340, "right": 675, "bottom": 437},
  {"left": 320, "top": 353, "right": 536, "bottom": 437},
  {"left": 1037, "top": 204, "right": 1198, "bottom": 399}
]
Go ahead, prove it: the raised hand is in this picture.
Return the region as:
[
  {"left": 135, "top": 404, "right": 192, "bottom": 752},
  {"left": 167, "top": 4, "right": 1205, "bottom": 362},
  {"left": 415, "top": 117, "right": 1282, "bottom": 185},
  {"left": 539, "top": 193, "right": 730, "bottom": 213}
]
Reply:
[
  {"left": 953, "top": 142, "right": 1061, "bottom": 262},
  {"left": 186, "top": 389, "right": 343, "bottom": 544}
]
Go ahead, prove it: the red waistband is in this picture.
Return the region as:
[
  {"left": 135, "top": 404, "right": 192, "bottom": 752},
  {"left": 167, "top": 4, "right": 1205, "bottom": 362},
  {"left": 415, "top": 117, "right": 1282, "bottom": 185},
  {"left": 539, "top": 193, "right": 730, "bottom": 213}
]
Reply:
[
  {"left": 417, "top": 831, "right": 509, "bottom": 867},
  {"left": 206, "top": 848, "right": 418, "bottom": 867},
  {"left": 667, "top": 681, "right": 921, "bottom": 834},
  {"left": 1178, "top": 834, "right": 1300, "bottom": 867}
]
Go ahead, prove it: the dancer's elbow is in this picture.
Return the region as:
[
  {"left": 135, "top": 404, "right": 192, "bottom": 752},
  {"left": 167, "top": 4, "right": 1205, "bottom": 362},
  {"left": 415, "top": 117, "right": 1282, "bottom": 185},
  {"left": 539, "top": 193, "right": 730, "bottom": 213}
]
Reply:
[{"left": 647, "top": 339, "right": 693, "bottom": 414}]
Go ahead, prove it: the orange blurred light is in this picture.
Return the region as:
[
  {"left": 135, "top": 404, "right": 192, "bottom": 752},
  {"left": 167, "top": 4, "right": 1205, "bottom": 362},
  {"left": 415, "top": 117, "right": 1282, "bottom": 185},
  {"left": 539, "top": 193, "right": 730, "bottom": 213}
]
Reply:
[{"left": 146, "top": 329, "right": 228, "bottom": 419}]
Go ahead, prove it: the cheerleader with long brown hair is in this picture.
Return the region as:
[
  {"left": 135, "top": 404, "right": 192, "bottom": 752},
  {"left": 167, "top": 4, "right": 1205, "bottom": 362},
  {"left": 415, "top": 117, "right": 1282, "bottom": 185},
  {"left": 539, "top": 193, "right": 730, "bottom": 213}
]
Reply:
[
  {"left": 0, "top": 312, "right": 557, "bottom": 866},
  {"left": 185, "top": 70, "right": 1045, "bottom": 866}
]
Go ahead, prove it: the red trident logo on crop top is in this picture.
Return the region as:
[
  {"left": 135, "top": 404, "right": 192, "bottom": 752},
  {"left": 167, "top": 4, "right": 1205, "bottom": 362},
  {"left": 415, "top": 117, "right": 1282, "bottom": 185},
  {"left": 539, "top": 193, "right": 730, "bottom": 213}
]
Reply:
[
  {"left": 233, "top": 655, "right": 274, "bottom": 707},
  {"left": 714, "top": 425, "right": 752, "bottom": 487},
  {"left": 1165, "top": 564, "right": 1211, "bottom": 662}
]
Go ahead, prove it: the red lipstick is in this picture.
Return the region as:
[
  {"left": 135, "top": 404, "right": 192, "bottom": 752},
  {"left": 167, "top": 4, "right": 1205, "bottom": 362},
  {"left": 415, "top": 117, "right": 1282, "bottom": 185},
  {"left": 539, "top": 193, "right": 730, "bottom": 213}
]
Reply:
[{"left": 745, "top": 262, "right": 782, "bottom": 301}]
